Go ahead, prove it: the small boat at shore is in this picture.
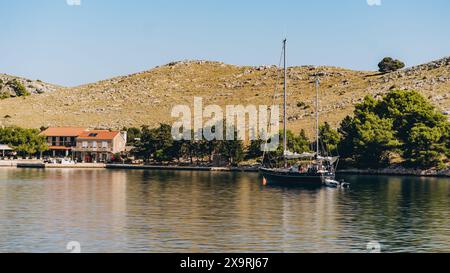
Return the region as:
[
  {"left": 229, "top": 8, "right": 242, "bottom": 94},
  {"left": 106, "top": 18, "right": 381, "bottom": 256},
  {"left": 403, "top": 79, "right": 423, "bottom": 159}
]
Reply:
[
  {"left": 324, "top": 179, "right": 351, "bottom": 188},
  {"left": 324, "top": 179, "right": 340, "bottom": 188}
]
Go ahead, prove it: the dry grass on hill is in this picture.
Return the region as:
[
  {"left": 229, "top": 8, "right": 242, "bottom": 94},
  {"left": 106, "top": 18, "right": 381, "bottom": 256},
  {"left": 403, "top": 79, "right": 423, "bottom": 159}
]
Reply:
[{"left": 0, "top": 58, "right": 449, "bottom": 138}]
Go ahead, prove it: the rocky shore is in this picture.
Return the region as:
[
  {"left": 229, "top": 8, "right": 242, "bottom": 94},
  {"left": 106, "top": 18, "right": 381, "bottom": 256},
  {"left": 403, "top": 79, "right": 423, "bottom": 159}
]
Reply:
[
  {"left": 2, "top": 160, "right": 450, "bottom": 177},
  {"left": 338, "top": 166, "right": 450, "bottom": 178}
]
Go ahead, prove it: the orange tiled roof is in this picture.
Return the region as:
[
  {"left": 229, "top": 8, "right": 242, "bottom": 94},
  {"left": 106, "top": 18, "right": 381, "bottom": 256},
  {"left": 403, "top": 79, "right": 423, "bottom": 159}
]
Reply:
[
  {"left": 77, "top": 130, "right": 120, "bottom": 140},
  {"left": 41, "top": 127, "right": 87, "bottom": 137}
]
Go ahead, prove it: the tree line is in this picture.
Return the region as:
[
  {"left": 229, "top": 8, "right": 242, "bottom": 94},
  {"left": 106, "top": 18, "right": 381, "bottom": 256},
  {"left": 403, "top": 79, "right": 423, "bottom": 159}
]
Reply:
[
  {"left": 0, "top": 127, "right": 48, "bottom": 156},
  {"left": 1, "top": 89, "right": 448, "bottom": 169},
  {"left": 126, "top": 124, "right": 248, "bottom": 166},
  {"left": 124, "top": 89, "right": 450, "bottom": 169}
]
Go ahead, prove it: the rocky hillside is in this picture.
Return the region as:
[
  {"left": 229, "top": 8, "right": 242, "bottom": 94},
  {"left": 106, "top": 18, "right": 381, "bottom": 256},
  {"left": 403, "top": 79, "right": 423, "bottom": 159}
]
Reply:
[
  {"left": 0, "top": 74, "right": 59, "bottom": 98},
  {"left": 0, "top": 58, "right": 449, "bottom": 136}
]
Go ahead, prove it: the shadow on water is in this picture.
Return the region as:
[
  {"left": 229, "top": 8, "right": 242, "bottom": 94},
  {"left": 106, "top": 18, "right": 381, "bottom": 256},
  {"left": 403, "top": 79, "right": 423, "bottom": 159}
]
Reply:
[{"left": 262, "top": 183, "right": 323, "bottom": 193}]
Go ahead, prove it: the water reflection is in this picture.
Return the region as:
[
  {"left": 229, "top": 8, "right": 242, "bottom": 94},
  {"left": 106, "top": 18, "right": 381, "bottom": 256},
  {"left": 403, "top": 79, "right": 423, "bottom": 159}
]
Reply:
[{"left": 0, "top": 168, "right": 448, "bottom": 253}]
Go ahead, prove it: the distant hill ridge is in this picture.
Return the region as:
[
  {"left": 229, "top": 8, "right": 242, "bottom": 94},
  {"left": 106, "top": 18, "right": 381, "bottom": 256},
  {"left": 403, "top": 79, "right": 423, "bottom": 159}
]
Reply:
[{"left": 0, "top": 57, "right": 449, "bottom": 136}]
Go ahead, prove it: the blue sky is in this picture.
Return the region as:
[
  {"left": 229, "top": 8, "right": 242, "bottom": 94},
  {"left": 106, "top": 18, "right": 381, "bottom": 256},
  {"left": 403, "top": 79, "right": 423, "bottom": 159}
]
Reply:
[{"left": 0, "top": 0, "right": 449, "bottom": 86}]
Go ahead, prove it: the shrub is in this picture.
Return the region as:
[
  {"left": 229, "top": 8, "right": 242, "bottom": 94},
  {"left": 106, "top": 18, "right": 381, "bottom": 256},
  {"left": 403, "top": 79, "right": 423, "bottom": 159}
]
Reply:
[
  {"left": 9, "top": 80, "right": 30, "bottom": 97},
  {"left": 296, "top": 101, "right": 310, "bottom": 109},
  {"left": 0, "top": 93, "right": 10, "bottom": 100},
  {"left": 378, "top": 57, "right": 405, "bottom": 73}
]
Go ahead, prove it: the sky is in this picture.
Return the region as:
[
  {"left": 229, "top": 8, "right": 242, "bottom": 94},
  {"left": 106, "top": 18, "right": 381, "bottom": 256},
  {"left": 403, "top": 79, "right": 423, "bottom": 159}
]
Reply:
[{"left": 0, "top": 0, "right": 449, "bottom": 86}]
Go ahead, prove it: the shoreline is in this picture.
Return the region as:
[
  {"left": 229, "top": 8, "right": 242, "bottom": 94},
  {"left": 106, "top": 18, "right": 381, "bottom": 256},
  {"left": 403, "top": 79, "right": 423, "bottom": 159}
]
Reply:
[
  {"left": 106, "top": 164, "right": 259, "bottom": 172},
  {"left": 1, "top": 161, "right": 449, "bottom": 178},
  {"left": 4, "top": 161, "right": 259, "bottom": 172},
  {"left": 337, "top": 168, "right": 450, "bottom": 178}
]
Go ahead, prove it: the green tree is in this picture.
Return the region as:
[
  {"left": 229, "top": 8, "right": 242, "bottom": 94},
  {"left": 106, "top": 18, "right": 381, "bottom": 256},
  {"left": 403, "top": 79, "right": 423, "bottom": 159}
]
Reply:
[
  {"left": 136, "top": 124, "right": 174, "bottom": 162},
  {"left": 281, "top": 130, "right": 311, "bottom": 155},
  {"left": 377, "top": 90, "right": 448, "bottom": 167},
  {"left": 296, "top": 129, "right": 311, "bottom": 154},
  {"left": 136, "top": 126, "right": 153, "bottom": 160},
  {"left": 338, "top": 116, "right": 358, "bottom": 159},
  {"left": 262, "top": 129, "right": 311, "bottom": 167},
  {"left": 153, "top": 124, "right": 175, "bottom": 162},
  {"left": 319, "top": 123, "right": 340, "bottom": 154},
  {"left": 246, "top": 138, "right": 265, "bottom": 160},
  {"left": 406, "top": 124, "right": 446, "bottom": 168},
  {"left": 219, "top": 128, "right": 244, "bottom": 166},
  {"left": 0, "top": 127, "right": 48, "bottom": 156},
  {"left": 338, "top": 96, "right": 400, "bottom": 167},
  {"left": 353, "top": 113, "right": 400, "bottom": 168},
  {"left": 378, "top": 57, "right": 405, "bottom": 73},
  {"left": 338, "top": 90, "right": 449, "bottom": 168},
  {"left": 123, "top": 127, "right": 142, "bottom": 145},
  {"left": 377, "top": 90, "right": 444, "bottom": 141},
  {"left": 220, "top": 140, "right": 244, "bottom": 166}
]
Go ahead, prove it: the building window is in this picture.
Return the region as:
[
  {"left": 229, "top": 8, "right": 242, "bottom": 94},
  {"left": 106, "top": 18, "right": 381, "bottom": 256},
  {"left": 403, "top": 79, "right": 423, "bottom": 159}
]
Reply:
[
  {"left": 102, "top": 141, "right": 108, "bottom": 148},
  {"left": 93, "top": 141, "right": 97, "bottom": 148},
  {"left": 82, "top": 141, "right": 88, "bottom": 148}
]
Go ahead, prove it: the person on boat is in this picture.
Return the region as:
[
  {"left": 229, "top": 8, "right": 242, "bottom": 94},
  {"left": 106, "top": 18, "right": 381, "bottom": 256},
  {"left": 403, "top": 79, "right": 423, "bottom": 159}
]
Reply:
[
  {"left": 299, "top": 165, "right": 307, "bottom": 173},
  {"left": 289, "top": 164, "right": 299, "bottom": 173}
]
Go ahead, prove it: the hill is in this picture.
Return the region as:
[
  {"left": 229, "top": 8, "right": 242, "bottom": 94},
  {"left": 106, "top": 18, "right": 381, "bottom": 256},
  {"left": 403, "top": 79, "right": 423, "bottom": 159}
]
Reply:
[
  {"left": 0, "top": 74, "right": 59, "bottom": 98},
  {"left": 0, "top": 58, "right": 449, "bottom": 137}
]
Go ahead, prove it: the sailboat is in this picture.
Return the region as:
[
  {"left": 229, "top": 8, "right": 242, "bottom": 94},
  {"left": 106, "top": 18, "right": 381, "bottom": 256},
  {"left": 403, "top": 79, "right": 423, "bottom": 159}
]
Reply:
[{"left": 260, "top": 39, "right": 339, "bottom": 186}]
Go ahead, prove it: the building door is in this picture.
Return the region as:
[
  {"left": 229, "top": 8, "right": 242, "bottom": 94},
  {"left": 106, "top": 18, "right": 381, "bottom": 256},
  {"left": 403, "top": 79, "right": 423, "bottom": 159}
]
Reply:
[{"left": 85, "top": 154, "right": 92, "bottom": 163}]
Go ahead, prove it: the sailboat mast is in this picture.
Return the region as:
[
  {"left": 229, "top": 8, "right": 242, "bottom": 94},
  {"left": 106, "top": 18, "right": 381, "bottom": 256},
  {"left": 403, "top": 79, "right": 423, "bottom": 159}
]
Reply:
[
  {"left": 283, "top": 39, "right": 287, "bottom": 166},
  {"left": 315, "top": 78, "right": 320, "bottom": 158}
]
